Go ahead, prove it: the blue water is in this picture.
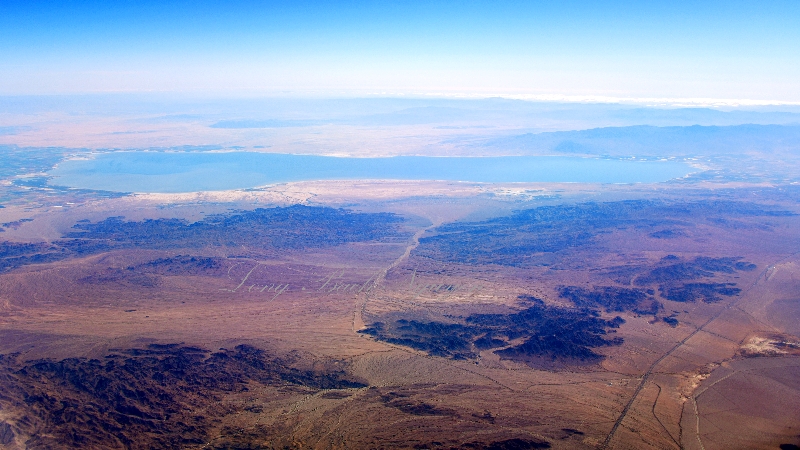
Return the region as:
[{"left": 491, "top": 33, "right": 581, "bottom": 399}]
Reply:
[{"left": 48, "top": 152, "right": 693, "bottom": 193}]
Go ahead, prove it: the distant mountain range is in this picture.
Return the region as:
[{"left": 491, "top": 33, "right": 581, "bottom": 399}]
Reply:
[{"left": 470, "top": 124, "right": 800, "bottom": 156}]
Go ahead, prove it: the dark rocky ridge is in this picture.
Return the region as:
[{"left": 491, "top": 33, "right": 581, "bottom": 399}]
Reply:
[
  {"left": 361, "top": 297, "right": 624, "bottom": 367},
  {"left": 0, "top": 344, "right": 365, "bottom": 449},
  {"left": 0, "top": 205, "right": 406, "bottom": 274},
  {"left": 558, "top": 286, "right": 660, "bottom": 314},
  {"left": 633, "top": 256, "right": 756, "bottom": 286},
  {"left": 414, "top": 199, "right": 790, "bottom": 267},
  {"left": 77, "top": 255, "right": 229, "bottom": 286},
  {"left": 660, "top": 282, "right": 741, "bottom": 303},
  {"left": 558, "top": 256, "right": 756, "bottom": 320}
]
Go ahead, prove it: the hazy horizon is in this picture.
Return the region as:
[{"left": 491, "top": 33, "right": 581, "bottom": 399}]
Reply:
[{"left": 2, "top": 1, "right": 800, "bottom": 103}]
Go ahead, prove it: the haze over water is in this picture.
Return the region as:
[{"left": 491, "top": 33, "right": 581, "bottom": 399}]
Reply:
[{"left": 49, "top": 152, "right": 693, "bottom": 193}]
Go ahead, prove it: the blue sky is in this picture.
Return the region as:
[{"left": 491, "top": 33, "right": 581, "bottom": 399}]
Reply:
[{"left": 1, "top": 1, "right": 799, "bottom": 102}]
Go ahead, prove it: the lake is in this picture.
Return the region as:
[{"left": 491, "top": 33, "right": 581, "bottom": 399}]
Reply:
[{"left": 48, "top": 152, "right": 694, "bottom": 193}]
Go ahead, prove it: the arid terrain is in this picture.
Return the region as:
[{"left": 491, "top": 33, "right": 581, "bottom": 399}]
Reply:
[
  {"left": 2, "top": 97, "right": 800, "bottom": 450},
  {"left": 4, "top": 0, "right": 800, "bottom": 445},
  {"left": 1, "top": 172, "right": 799, "bottom": 449}
]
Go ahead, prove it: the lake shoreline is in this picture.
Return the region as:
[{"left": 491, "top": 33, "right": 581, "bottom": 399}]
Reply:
[{"left": 48, "top": 151, "right": 696, "bottom": 193}]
